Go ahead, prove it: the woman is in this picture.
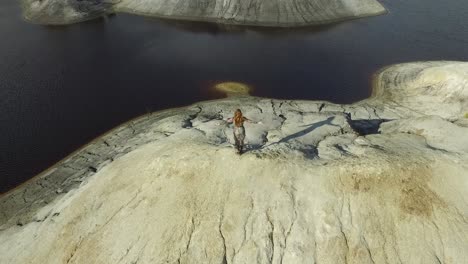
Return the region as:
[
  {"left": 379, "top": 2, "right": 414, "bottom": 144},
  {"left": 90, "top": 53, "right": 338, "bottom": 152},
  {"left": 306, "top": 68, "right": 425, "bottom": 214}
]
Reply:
[{"left": 227, "top": 109, "right": 258, "bottom": 154}]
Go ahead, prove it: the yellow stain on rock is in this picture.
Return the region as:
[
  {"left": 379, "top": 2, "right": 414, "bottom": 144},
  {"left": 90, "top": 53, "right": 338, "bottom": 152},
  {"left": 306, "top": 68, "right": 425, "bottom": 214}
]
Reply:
[{"left": 214, "top": 82, "right": 251, "bottom": 97}]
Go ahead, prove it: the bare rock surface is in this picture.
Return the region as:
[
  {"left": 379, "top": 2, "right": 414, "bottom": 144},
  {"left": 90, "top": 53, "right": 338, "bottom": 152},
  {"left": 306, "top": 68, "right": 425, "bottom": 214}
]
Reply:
[
  {"left": 1, "top": 61, "right": 468, "bottom": 263},
  {"left": 20, "top": 0, "right": 386, "bottom": 26},
  {"left": 371, "top": 61, "right": 468, "bottom": 121}
]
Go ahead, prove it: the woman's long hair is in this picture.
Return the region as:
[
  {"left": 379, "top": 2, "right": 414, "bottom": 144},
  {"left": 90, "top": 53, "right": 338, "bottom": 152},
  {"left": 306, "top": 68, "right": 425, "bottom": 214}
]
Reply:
[{"left": 233, "top": 109, "right": 243, "bottom": 127}]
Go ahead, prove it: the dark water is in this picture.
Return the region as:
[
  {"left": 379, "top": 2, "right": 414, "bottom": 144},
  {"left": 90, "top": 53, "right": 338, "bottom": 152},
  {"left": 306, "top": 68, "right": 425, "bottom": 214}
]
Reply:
[{"left": 1, "top": 0, "right": 468, "bottom": 192}]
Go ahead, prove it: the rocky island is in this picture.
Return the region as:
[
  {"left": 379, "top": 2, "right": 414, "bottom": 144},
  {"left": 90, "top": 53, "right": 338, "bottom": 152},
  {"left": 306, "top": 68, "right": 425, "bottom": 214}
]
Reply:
[
  {"left": 0, "top": 61, "right": 467, "bottom": 263},
  {"left": 21, "top": 0, "right": 386, "bottom": 26}
]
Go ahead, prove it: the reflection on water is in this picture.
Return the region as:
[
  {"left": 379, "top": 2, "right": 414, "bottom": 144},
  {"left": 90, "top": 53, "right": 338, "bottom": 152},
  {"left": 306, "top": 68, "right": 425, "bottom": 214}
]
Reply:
[
  {"left": 1, "top": 0, "right": 468, "bottom": 192},
  {"left": 150, "top": 16, "right": 341, "bottom": 35}
]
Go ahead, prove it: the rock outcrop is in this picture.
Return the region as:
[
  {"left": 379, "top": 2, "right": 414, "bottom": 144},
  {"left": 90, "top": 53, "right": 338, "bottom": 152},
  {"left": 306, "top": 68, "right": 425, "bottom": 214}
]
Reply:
[
  {"left": 21, "top": 0, "right": 386, "bottom": 26},
  {"left": 1, "top": 61, "right": 467, "bottom": 263},
  {"left": 371, "top": 61, "right": 468, "bottom": 121},
  {"left": 20, "top": 0, "right": 117, "bottom": 25}
]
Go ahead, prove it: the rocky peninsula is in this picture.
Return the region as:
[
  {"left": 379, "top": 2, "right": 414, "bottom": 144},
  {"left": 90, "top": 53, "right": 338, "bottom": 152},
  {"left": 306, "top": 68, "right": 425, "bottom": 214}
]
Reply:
[
  {"left": 1, "top": 61, "right": 468, "bottom": 263},
  {"left": 21, "top": 0, "right": 386, "bottom": 26}
]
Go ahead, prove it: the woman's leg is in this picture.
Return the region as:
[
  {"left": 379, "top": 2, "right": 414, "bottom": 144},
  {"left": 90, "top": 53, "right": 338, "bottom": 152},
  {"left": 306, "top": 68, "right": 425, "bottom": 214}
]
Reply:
[
  {"left": 233, "top": 131, "right": 241, "bottom": 153},
  {"left": 238, "top": 127, "right": 246, "bottom": 153}
]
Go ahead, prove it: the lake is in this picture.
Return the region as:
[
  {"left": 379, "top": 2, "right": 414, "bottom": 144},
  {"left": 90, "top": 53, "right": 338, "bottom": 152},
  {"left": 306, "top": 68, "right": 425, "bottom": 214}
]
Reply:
[{"left": 1, "top": 0, "right": 468, "bottom": 192}]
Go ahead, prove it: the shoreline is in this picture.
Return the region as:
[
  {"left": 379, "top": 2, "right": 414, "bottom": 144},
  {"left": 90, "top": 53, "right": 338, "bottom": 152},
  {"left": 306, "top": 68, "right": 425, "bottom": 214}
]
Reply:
[
  {"left": 2, "top": 61, "right": 467, "bottom": 198},
  {"left": 0, "top": 95, "right": 247, "bottom": 197},
  {"left": 0, "top": 94, "right": 349, "bottom": 197}
]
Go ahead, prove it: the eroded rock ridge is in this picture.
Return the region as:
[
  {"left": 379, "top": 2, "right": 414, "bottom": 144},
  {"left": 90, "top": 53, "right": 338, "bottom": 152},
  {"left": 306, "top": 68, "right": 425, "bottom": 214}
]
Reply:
[{"left": 21, "top": 0, "right": 386, "bottom": 26}]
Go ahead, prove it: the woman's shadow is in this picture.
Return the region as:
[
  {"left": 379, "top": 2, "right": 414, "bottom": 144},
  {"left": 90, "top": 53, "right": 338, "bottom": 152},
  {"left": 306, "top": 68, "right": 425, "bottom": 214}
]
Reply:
[{"left": 245, "top": 116, "right": 337, "bottom": 153}]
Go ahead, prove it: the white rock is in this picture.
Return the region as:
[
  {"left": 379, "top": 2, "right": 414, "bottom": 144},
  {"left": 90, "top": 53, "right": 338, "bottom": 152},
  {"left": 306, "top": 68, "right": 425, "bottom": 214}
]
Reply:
[
  {"left": 371, "top": 61, "right": 468, "bottom": 120},
  {"left": 1, "top": 61, "right": 468, "bottom": 263},
  {"left": 380, "top": 115, "right": 468, "bottom": 153}
]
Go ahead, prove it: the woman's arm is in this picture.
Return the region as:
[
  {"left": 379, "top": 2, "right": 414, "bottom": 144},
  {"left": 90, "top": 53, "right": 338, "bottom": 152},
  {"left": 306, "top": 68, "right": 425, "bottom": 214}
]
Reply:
[
  {"left": 244, "top": 117, "right": 262, "bottom": 124},
  {"left": 217, "top": 117, "right": 233, "bottom": 126}
]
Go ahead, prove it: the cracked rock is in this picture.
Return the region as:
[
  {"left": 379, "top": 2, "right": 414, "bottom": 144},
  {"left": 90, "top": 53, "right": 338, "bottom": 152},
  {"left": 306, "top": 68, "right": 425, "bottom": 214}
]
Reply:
[{"left": 1, "top": 61, "right": 468, "bottom": 263}]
